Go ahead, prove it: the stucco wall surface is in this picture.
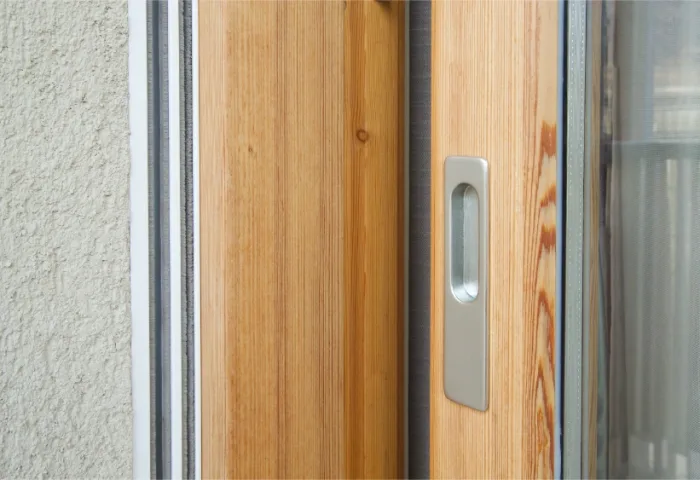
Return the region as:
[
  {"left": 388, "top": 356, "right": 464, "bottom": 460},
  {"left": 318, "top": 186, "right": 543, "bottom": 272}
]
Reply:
[{"left": 0, "top": 0, "right": 132, "bottom": 477}]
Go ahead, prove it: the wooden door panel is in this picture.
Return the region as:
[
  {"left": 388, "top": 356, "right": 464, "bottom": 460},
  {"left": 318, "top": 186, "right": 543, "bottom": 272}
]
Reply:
[
  {"left": 431, "top": 2, "right": 559, "bottom": 478},
  {"left": 344, "top": 2, "right": 405, "bottom": 478},
  {"left": 199, "top": 1, "right": 404, "bottom": 478}
]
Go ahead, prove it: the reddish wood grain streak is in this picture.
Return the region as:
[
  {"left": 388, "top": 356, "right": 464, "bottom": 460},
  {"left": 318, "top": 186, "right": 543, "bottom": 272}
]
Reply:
[
  {"left": 540, "top": 122, "right": 557, "bottom": 158},
  {"left": 540, "top": 121, "right": 557, "bottom": 474},
  {"left": 532, "top": 122, "right": 557, "bottom": 194},
  {"left": 536, "top": 362, "right": 555, "bottom": 463},
  {"left": 539, "top": 386, "right": 555, "bottom": 468},
  {"left": 536, "top": 287, "right": 556, "bottom": 467},
  {"left": 527, "top": 120, "right": 557, "bottom": 478},
  {"left": 541, "top": 225, "right": 556, "bottom": 252},
  {"left": 540, "top": 186, "right": 557, "bottom": 209},
  {"left": 537, "top": 289, "right": 555, "bottom": 326}
]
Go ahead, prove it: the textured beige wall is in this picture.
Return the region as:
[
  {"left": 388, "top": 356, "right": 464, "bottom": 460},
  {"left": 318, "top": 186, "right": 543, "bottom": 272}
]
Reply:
[{"left": 0, "top": 0, "right": 132, "bottom": 477}]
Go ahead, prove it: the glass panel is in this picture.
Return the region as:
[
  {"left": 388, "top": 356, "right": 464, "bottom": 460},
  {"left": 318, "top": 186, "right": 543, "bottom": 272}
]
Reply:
[{"left": 585, "top": 1, "right": 700, "bottom": 478}]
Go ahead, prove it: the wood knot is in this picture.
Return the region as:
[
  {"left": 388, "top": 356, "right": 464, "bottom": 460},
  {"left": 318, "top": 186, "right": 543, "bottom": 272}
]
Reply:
[{"left": 356, "top": 129, "right": 369, "bottom": 143}]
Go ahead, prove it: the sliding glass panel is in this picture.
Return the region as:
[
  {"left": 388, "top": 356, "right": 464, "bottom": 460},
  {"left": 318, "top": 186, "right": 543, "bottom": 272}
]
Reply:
[{"left": 584, "top": 2, "right": 700, "bottom": 478}]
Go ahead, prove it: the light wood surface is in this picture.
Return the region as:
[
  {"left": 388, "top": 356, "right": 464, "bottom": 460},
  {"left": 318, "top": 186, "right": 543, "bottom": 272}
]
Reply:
[
  {"left": 199, "top": 1, "right": 404, "bottom": 478},
  {"left": 431, "top": 2, "right": 559, "bottom": 478},
  {"left": 344, "top": 1, "right": 405, "bottom": 478}
]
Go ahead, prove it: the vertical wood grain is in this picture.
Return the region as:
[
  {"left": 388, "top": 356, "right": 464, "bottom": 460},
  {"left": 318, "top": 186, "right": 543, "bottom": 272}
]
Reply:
[
  {"left": 200, "top": 1, "right": 404, "bottom": 478},
  {"left": 344, "top": 1, "right": 405, "bottom": 478},
  {"left": 200, "top": 1, "right": 226, "bottom": 477},
  {"left": 430, "top": 2, "right": 559, "bottom": 478},
  {"left": 200, "top": 2, "right": 344, "bottom": 477}
]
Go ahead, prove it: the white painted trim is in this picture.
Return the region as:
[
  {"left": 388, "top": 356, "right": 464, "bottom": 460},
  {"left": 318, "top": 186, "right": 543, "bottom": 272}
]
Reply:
[
  {"left": 168, "top": 0, "right": 184, "bottom": 477},
  {"left": 192, "top": 0, "right": 202, "bottom": 477},
  {"left": 128, "top": 0, "right": 151, "bottom": 478}
]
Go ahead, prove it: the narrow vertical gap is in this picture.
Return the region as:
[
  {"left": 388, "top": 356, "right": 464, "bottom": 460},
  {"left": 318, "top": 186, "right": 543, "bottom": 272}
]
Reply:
[
  {"left": 556, "top": 0, "right": 568, "bottom": 477},
  {"left": 148, "top": 1, "right": 170, "bottom": 477},
  {"left": 147, "top": 2, "right": 162, "bottom": 477},
  {"left": 408, "top": 1, "right": 431, "bottom": 478},
  {"left": 181, "top": 0, "right": 196, "bottom": 477}
]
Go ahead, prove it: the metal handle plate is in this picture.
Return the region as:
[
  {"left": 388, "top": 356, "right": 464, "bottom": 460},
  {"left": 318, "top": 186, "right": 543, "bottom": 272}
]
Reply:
[{"left": 444, "top": 156, "right": 489, "bottom": 411}]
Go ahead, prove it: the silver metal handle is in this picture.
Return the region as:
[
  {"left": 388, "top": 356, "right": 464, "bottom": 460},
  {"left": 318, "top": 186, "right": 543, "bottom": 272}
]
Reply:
[{"left": 444, "top": 156, "right": 489, "bottom": 411}]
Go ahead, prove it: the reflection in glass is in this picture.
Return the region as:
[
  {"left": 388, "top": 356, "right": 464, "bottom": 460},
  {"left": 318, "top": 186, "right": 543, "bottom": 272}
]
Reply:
[{"left": 586, "top": 1, "right": 700, "bottom": 478}]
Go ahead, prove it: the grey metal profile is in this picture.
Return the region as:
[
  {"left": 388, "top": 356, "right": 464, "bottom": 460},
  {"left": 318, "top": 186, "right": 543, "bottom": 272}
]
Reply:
[
  {"left": 147, "top": 1, "right": 170, "bottom": 476},
  {"left": 563, "top": 0, "right": 588, "bottom": 478},
  {"left": 146, "top": 0, "right": 196, "bottom": 477}
]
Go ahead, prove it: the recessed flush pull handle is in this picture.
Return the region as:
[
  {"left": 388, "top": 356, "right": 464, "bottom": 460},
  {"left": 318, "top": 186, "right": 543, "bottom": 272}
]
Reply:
[
  {"left": 450, "top": 183, "right": 479, "bottom": 303},
  {"left": 444, "top": 156, "right": 489, "bottom": 411}
]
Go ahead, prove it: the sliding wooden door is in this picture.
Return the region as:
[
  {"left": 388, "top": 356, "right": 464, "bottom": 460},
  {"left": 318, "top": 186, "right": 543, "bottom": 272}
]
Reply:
[
  {"left": 431, "top": 1, "right": 559, "bottom": 478},
  {"left": 199, "top": 1, "right": 404, "bottom": 478}
]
